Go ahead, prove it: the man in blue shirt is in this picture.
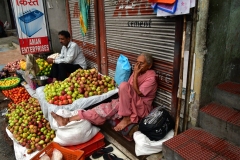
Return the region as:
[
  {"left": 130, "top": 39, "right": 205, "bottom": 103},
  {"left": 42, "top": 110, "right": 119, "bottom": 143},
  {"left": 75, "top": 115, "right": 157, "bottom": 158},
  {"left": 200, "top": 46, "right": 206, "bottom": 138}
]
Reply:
[{"left": 47, "top": 30, "right": 87, "bottom": 82}]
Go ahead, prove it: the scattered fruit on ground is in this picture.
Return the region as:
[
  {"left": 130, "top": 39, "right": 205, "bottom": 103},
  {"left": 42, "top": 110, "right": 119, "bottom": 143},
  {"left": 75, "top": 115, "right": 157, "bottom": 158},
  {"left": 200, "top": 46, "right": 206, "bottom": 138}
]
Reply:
[
  {"left": 43, "top": 68, "right": 116, "bottom": 105},
  {"left": 6, "top": 97, "right": 55, "bottom": 154},
  {"left": 2, "top": 86, "right": 30, "bottom": 104},
  {"left": 36, "top": 58, "right": 52, "bottom": 76}
]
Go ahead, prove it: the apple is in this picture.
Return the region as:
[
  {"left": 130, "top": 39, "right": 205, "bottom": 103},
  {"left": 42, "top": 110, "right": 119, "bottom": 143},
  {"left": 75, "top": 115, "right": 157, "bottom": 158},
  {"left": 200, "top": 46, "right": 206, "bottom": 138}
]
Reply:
[
  {"left": 68, "top": 99, "right": 73, "bottom": 104},
  {"left": 26, "top": 143, "right": 31, "bottom": 149},
  {"left": 89, "top": 92, "right": 93, "bottom": 96},
  {"left": 104, "top": 88, "right": 108, "bottom": 93},
  {"left": 84, "top": 91, "right": 89, "bottom": 98},
  {"left": 53, "top": 96, "right": 59, "bottom": 101},
  {"left": 92, "top": 86, "right": 96, "bottom": 91},
  {"left": 63, "top": 100, "right": 68, "bottom": 105},
  {"left": 97, "top": 74, "right": 102, "bottom": 80},
  {"left": 72, "top": 93, "right": 77, "bottom": 98},
  {"left": 99, "top": 81, "right": 103, "bottom": 85},
  {"left": 27, "top": 149, "right": 33, "bottom": 154},
  {"left": 67, "top": 91, "right": 72, "bottom": 95},
  {"left": 87, "top": 87, "right": 92, "bottom": 91},
  {"left": 48, "top": 99, "right": 53, "bottom": 104},
  {"left": 36, "top": 144, "right": 43, "bottom": 151},
  {"left": 69, "top": 86, "right": 74, "bottom": 91},
  {"left": 54, "top": 101, "right": 59, "bottom": 105},
  {"left": 78, "top": 88, "right": 84, "bottom": 94},
  {"left": 67, "top": 95, "right": 72, "bottom": 99}
]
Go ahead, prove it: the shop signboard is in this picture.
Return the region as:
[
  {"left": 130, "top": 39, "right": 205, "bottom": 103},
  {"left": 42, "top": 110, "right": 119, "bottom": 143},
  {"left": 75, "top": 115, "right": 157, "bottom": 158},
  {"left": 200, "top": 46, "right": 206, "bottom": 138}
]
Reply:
[{"left": 11, "top": 0, "right": 50, "bottom": 55}]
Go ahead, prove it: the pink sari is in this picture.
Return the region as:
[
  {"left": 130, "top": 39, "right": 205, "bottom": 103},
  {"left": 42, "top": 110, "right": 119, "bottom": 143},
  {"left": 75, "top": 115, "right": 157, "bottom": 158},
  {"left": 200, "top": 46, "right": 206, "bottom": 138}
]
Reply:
[{"left": 78, "top": 70, "right": 158, "bottom": 125}]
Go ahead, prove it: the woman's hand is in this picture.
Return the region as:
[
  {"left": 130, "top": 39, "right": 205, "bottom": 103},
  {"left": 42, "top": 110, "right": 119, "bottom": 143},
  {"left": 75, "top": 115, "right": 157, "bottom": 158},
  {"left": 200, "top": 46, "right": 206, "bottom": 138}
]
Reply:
[
  {"left": 134, "top": 62, "right": 143, "bottom": 76},
  {"left": 133, "top": 62, "right": 143, "bottom": 96}
]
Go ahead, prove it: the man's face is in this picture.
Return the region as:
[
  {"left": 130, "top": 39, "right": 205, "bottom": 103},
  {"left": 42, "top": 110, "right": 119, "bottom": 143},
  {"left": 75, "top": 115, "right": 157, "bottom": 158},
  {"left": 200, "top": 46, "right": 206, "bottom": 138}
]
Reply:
[
  {"left": 136, "top": 55, "right": 151, "bottom": 73},
  {"left": 58, "top": 34, "right": 70, "bottom": 47}
]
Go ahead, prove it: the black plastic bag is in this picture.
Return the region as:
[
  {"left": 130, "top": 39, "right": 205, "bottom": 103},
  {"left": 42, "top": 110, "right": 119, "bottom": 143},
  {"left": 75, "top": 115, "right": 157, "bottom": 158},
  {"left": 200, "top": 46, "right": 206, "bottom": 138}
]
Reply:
[{"left": 139, "top": 107, "right": 174, "bottom": 141}]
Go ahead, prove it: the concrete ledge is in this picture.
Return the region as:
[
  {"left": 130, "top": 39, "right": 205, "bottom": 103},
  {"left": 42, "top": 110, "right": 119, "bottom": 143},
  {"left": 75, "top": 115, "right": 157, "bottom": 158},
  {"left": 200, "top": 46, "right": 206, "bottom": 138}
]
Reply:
[
  {"left": 162, "top": 144, "right": 174, "bottom": 160},
  {"left": 199, "top": 111, "right": 240, "bottom": 146},
  {"left": 214, "top": 86, "right": 240, "bottom": 111}
]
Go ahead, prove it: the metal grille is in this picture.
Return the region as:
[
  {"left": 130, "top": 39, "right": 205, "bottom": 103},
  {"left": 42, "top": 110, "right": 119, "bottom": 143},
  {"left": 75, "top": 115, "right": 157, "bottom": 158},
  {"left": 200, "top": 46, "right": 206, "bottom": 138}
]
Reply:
[
  {"left": 68, "top": 0, "right": 98, "bottom": 69},
  {"left": 104, "top": 0, "right": 176, "bottom": 110}
]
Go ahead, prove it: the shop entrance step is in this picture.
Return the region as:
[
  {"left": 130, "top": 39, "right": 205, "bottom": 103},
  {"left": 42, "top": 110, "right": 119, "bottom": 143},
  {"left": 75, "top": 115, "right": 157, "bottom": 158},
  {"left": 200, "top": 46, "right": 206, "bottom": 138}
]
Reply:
[
  {"left": 162, "top": 128, "right": 240, "bottom": 160},
  {"left": 214, "top": 81, "right": 240, "bottom": 110},
  {"left": 199, "top": 102, "right": 240, "bottom": 146}
]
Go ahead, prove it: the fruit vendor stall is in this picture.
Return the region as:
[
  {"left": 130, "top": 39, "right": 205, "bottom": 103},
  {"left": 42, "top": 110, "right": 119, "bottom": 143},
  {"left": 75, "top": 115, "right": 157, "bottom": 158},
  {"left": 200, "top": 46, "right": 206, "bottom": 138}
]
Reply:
[{"left": 0, "top": 55, "right": 119, "bottom": 160}]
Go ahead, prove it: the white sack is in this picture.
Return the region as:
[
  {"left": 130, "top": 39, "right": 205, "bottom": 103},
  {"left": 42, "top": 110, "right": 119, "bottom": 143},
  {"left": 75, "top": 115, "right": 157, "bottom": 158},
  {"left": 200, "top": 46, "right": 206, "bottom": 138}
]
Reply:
[
  {"left": 53, "top": 109, "right": 100, "bottom": 146},
  {"left": 134, "top": 130, "right": 174, "bottom": 156},
  {"left": 36, "top": 86, "right": 118, "bottom": 129}
]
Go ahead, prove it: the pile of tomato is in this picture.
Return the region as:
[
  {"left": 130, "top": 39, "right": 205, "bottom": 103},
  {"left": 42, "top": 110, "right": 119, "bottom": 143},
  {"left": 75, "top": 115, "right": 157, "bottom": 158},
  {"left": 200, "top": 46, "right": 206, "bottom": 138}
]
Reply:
[{"left": 2, "top": 86, "right": 30, "bottom": 104}]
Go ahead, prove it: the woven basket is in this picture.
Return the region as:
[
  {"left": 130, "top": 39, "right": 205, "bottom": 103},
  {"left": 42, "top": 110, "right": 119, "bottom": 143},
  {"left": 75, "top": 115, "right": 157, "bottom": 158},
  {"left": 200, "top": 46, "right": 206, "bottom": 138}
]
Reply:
[{"left": 0, "top": 77, "right": 20, "bottom": 90}]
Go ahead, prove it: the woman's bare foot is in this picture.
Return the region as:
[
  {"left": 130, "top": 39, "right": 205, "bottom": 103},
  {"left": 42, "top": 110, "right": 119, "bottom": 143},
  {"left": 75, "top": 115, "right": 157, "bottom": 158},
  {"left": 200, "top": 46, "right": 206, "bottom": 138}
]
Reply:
[
  {"left": 114, "top": 116, "right": 131, "bottom": 131},
  {"left": 51, "top": 112, "right": 69, "bottom": 126}
]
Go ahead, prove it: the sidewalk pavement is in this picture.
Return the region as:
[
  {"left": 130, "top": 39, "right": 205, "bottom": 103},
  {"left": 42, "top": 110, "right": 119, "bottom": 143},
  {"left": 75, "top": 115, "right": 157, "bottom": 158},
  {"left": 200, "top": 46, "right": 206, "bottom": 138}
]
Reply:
[{"left": 0, "top": 36, "right": 25, "bottom": 66}]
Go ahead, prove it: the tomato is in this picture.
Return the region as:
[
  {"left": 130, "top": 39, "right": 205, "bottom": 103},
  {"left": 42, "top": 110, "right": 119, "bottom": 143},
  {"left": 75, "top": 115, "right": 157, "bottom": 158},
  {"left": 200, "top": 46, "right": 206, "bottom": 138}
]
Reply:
[{"left": 3, "top": 86, "right": 30, "bottom": 103}]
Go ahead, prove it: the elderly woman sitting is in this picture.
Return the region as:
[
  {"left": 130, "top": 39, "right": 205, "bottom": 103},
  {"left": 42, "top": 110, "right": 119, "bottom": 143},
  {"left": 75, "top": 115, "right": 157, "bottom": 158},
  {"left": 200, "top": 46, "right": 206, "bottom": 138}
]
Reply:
[{"left": 51, "top": 53, "right": 158, "bottom": 131}]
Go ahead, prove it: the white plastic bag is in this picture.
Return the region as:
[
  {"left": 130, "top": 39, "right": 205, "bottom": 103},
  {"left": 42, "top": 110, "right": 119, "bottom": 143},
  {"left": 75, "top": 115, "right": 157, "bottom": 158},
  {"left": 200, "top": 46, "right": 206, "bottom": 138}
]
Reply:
[
  {"left": 134, "top": 130, "right": 174, "bottom": 156},
  {"left": 53, "top": 109, "right": 100, "bottom": 146},
  {"left": 51, "top": 149, "right": 63, "bottom": 160},
  {"left": 40, "top": 154, "right": 50, "bottom": 160}
]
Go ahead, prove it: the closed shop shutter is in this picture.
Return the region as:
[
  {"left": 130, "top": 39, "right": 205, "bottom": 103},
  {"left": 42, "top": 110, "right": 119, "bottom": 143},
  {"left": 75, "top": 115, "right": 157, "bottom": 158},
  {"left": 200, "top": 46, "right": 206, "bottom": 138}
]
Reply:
[
  {"left": 103, "top": 0, "right": 181, "bottom": 112},
  {"left": 67, "top": 0, "right": 99, "bottom": 69}
]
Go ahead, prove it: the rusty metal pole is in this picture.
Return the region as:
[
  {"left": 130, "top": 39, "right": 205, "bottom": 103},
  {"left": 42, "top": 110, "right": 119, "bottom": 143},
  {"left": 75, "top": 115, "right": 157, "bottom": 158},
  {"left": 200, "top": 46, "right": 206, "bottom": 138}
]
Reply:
[
  {"left": 94, "top": 0, "right": 101, "bottom": 72},
  {"left": 97, "top": 0, "right": 108, "bottom": 75},
  {"left": 65, "top": 0, "right": 72, "bottom": 37}
]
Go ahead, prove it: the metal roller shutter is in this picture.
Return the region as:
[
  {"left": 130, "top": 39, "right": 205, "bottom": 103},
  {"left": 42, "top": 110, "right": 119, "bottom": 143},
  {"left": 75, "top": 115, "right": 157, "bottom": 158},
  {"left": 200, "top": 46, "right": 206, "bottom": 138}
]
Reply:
[
  {"left": 103, "top": 0, "right": 179, "bottom": 111},
  {"left": 67, "top": 0, "right": 98, "bottom": 69}
]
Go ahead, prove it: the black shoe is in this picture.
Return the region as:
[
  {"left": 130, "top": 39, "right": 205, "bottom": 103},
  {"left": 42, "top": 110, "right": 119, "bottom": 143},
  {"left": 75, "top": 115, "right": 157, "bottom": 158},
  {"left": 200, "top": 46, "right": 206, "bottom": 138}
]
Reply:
[
  {"left": 92, "top": 146, "right": 114, "bottom": 159},
  {"left": 103, "top": 153, "right": 123, "bottom": 160}
]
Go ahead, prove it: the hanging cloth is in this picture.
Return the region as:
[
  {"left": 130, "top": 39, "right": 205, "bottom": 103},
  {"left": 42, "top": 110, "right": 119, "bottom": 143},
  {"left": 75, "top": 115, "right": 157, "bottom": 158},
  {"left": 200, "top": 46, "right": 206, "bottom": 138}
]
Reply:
[
  {"left": 148, "top": 0, "right": 176, "bottom": 4},
  {"left": 79, "top": 0, "right": 90, "bottom": 36}
]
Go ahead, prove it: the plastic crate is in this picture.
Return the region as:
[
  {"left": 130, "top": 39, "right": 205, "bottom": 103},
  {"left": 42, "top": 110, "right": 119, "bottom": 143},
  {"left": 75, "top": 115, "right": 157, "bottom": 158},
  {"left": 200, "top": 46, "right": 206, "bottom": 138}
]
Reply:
[
  {"left": 65, "top": 132, "right": 105, "bottom": 157},
  {"left": 31, "top": 142, "right": 84, "bottom": 160}
]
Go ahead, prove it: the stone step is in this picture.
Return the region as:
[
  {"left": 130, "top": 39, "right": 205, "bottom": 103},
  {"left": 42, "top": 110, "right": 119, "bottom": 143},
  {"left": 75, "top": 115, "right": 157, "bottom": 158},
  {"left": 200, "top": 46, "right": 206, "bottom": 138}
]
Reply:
[
  {"left": 199, "top": 102, "right": 240, "bottom": 146},
  {"left": 162, "top": 128, "right": 240, "bottom": 160},
  {"left": 213, "top": 81, "right": 240, "bottom": 110}
]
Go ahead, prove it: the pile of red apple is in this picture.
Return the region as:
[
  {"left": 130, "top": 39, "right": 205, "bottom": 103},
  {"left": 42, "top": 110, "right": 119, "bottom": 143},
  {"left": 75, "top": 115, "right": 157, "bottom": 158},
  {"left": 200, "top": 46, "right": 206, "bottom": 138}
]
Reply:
[
  {"left": 6, "top": 97, "right": 55, "bottom": 154},
  {"left": 43, "top": 68, "right": 116, "bottom": 105}
]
